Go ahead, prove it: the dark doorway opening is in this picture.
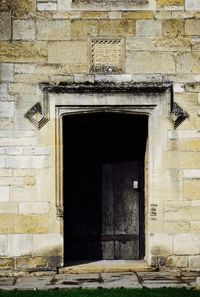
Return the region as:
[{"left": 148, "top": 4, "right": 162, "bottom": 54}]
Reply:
[{"left": 63, "top": 112, "right": 148, "bottom": 265}]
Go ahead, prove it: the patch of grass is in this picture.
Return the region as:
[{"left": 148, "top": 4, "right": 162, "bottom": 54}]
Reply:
[{"left": 0, "top": 288, "right": 200, "bottom": 297}]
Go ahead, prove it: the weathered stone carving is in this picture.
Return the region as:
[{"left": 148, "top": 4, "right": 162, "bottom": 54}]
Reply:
[
  {"left": 91, "top": 39, "right": 124, "bottom": 73},
  {"left": 24, "top": 93, "right": 49, "bottom": 129},
  {"left": 169, "top": 102, "right": 189, "bottom": 129}
]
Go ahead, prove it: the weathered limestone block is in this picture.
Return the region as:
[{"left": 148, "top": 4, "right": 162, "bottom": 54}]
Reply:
[
  {"left": 185, "top": 19, "right": 200, "bottom": 35},
  {"left": 163, "top": 19, "right": 185, "bottom": 36},
  {"left": 0, "top": 83, "right": 7, "bottom": 94},
  {"left": 168, "top": 140, "right": 200, "bottom": 151},
  {"left": 157, "top": 0, "right": 184, "bottom": 6},
  {"left": 0, "top": 177, "right": 35, "bottom": 188},
  {"left": 174, "top": 234, "right": 200, "bottom": 255},
  {"left": 36, "top": 169, "right": 53, "bottom": 202},
  {"left": 14, "top": 215, "right": 49, "bottom": 234},
  {"left": 184, "top": 179, "right": 200, "bottom": 199},
  {"left": 0, "top": 187, "right": 10, "bottom": 202},
  {"left": 5, "top": 156, "right": 49, "bottom": 169},
  {"left": 71, "top": 20, "right": 99, "bottom": 39},
  {"left": 151, "top": 233, "right": 173, "bottom": 255},
  {"left": 0, "top": 202, "right": 18, "bottom": 214},
  {"left": 0, "top": 137, "right": 36, "bottom": 147},
  {"left": 168, "top": 130, "right": 200, "bottom": 140},
  {"left": 57, "top": 0, "right": 72, "bottom": 10},
  {"left": 185, "top": 0, "right": 200, "bottom": 10},
  {"left": 122, "top": 11, "right": 154, "bottom": 19},
  {"left": 8, "top": 83, "right": 36, "bottom": 94},
  {"left": 48, "top": 41, "right": 88, "bottom": 64},
  {"left": 136, "top": 20, "right": 162, "bottom": 36},
  {"left": 193, "top": 41, "right": 200, "bottom": 53},
  {"left": 171, "top": 11, "right": 195, "bottom": 19},
  {"left": 33, "top": 234, "right": 63, "bottom": 256},
  {"left": 177, "top": 53, "right": 200, "bottom": 73},
  {"left": 184, "top": 169, "right": 200, "bottom": 178},
  {"left": 189, "top": 256, "right": 200, "bottom": 270},
  {"left": 36, "top": 63, "right": 88, "bottom": 74},
  {"left": 126, "top": 52, "right": 176, "bottom": 73},
  {"left": 155, "top": 36, "right": 191, "bottom": 52},
  {"left": 155, "top": 11, "right": 173, "bottom": 19},
  {"left": 174, "top": 83, "right": 184, "bottom": 93},
  {"left": 191, "top": 222, "right": 200, "bottom": 232},
  {"left": 0, "top": 95, "right": 14, "bottom": 102},
  {"left": 23, "top": 147, "right": 50, "bottom": 156},
  {"left": 36, "top": 20, "right": 70, "bottom": 40},
  {"left": 0, "top": 42, "right": 47, "bottom": 63},
  {"left": 0, "top": 258, "right": 14, "bottom": 269},
  {"left": 0, "top": 236, "right": 8, "bottom": 256},
  {"left": 166, "top": 151, "right": 200, "bottom": 168},
  {"left": 99, "top": 20, "right": 136, "bottom": 37},
  {"left": 14, "top": 169, "right": 35, "bottom": 177},
  {"left": 35, "top": 64, "right": 71, "bottom": 75},
  {"left": 164, "top": 221, "right": 190, "bottom": 232},
  {"left": 153, "top": 173, "right": 183, "bottom": 200},
  {"left": 166, "top": 256, "right": 188, "bottom": 268},
  {"left": 0, "top": 102, "right": 15, "bottom": 118},
  {"left": 13, "top": 20, "right": 35, "bottom": 41},
  {"left": 15, "top": 64, "right": 36, "bottom": 74},
  {"left": 5, "top": 156, "right": 32, "bottom": 169},
  {"left": 37, "top": 2, "right": 57, "bottom": 11},
  {"left": 0, "top": 0, "right": 36, "bottom": 11},
  {"left": 0, "top": 215, "right": 14, "bottom": 234},
  {"left": 0, "top": 12, "right": 11, "bottom": 40},
  {"left": 16, "top": 256, "right": 61, "bottom": 269},
  {"left": 80, "top": 11, "right": 108, "bottom": 19},
  {"left": 165, "top": 201, "right": 200, "bottom": 220},
  {"left": 0, "top": 169, "right": 12, "bottom": 177},
  {"left": 74, "top": 74, "right": 95, "bottom": 83},
  {"left": 0, "top": 63, "right": 14, "bottom": 82},
  {"left": 10, "top": 187, "right": 36, "bottom": 201},
  {"left": 8, "top": 235, "right": 33, "bottom": 256},
  {"left": 5, "top": 147, "right": 23, "bottom": 155},
  {"left": 0, "top": 157, "right": 5, "bottom": 169},
  {"left": 19, "top": 202, "right": 50, "bottom": 214},
  {"left": 174, "top": 92, "right": 198, "bottom": 112}
]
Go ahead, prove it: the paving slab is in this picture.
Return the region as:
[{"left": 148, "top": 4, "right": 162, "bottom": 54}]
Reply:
[
  {"left": 0, "top": 270, "right": 198, "bottom": 290},
  {"left": 50, "top": 273, "right": 103, "bottom": 289},
  {"left": 13, "top": 276, "right": 53, "bottom": 290},
  {"left": 142, "top": 282, "right": 188, "bottom": 289},
  {"left": 0, "top": 277, "right": 15, "bottom": 290},
  {"left": 100, "top": 272, "right": 142, "bottom": 288}
]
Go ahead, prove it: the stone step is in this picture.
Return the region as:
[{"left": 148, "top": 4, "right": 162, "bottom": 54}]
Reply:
[{"left": 59, "top": 260, "right": 156, "bottom": 274}]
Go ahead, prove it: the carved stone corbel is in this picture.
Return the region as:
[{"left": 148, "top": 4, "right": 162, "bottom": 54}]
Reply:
[
  {"left": 169, "top": 102, "right": 189, "bottom": 129},
  {"left": 24, "top": 92, "right": 49, "bottom": 129}
]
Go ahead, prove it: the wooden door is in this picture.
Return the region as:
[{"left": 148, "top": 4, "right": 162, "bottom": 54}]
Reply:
[
  {"left": 102, "top": 161, "right": 140, "bottom": 260},
  {"left": 63, "top": 113, "right": 146, "bottom": 263}
]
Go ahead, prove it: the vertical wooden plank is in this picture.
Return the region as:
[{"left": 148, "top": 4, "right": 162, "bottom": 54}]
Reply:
[
  {"left": 114, "top": 161, "right": 140, "bottom": 259},
  {"left": 102, "top": 162, "right": 115, "bottom": 259}
]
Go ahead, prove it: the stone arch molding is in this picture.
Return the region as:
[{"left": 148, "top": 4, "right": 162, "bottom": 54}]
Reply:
[
  {"left": 25, "top": 82, "right": 188, "bottom": 131},
  {"left": 24, "top": 81, "right": 188, "bottom": 217}
]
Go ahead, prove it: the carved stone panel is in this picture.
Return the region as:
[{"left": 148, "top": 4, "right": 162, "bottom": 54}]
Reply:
[{"left": 91, "top": 39, "right": 124, "bottom": 73}]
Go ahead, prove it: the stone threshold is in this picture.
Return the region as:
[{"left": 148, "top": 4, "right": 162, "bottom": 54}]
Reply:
[{"left": 59, "top": 260, "right": 156, "bottom": 274}]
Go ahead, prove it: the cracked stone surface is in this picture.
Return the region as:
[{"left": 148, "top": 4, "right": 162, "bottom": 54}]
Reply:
[{"left": 0, "top": 271, "right": 198, "bottom": 290}]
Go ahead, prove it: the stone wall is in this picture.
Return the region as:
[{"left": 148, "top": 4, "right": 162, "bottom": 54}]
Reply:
[{"left": 0, "top": 0, "right": 200, "bottom": 270}]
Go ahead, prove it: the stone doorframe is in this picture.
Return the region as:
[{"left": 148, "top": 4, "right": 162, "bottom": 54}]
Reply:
[{"left": 39, "top": 81, "right": 173, "bottom": 264}]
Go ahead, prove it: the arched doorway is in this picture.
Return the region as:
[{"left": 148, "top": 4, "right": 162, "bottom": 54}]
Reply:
[{"left": 63, "top": 112, "right": 148, "bottom": 265}]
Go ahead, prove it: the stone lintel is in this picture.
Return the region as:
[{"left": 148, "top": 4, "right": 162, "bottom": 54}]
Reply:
[{"left": 39, "top": 81, "right": 173, "bottom": 95}]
